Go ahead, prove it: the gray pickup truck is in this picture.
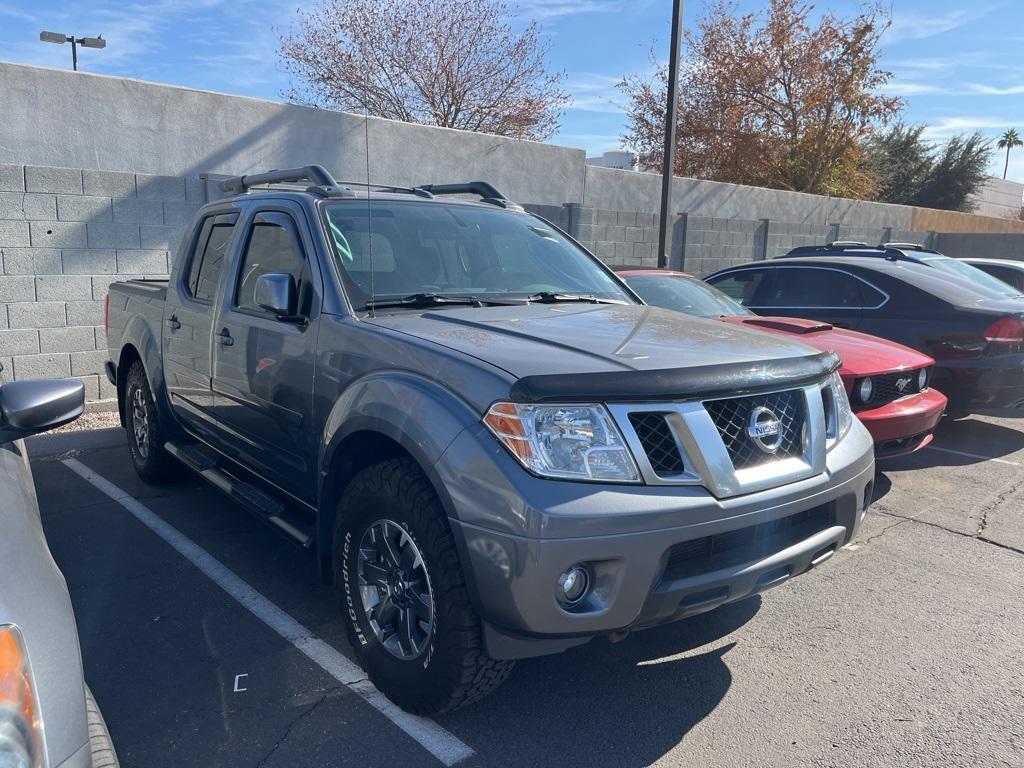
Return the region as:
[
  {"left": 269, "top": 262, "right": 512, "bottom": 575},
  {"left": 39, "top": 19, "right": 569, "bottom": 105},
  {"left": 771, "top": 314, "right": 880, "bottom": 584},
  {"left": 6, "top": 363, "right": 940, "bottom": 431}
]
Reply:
[{"left": 105, "top": 166, "right": 875, "bottom": 714}]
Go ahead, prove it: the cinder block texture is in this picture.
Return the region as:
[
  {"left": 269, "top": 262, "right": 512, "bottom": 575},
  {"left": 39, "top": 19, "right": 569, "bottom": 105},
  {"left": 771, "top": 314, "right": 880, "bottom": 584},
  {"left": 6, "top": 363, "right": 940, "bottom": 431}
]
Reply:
[
  {"left": 83, "top": 170, "right": 136, "bottom": 198},
  {"left": 57, "top": 195, "right": 112, "bottom": 222},
  {"left": 25, "top": 166, "right": 83, "bottom": 195},
  {"left": 0, "top": 192, "right": 57, "bottom": 221},
  {"left": 0, "top": 166, "right": 24, "bottom": 192}
]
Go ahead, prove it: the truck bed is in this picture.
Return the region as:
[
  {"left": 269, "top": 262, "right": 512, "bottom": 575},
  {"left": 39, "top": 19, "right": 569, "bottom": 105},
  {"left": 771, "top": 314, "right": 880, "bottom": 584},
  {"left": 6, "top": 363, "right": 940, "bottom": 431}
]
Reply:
[{"left": 105, "top": 279, "right": 170, "bottom": 365}]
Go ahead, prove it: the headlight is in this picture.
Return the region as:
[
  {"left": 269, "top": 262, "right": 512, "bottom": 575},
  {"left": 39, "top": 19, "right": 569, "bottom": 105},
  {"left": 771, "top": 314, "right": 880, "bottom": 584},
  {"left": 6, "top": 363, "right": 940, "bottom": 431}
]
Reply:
[
  {"left": 918, "top": 367, "right": 929, "bottom": 391},
  {"left": 483, "top": 402, "right": 640, "bottom": 482},
  {"left": 0, "top": 626, "right": 42, "bottom": 768},
  {"left": 823, "top": 372, "right": 854, "bottom": 447},
  {"left": 857, "top": 377, "right": 874, "bottom": 404}
]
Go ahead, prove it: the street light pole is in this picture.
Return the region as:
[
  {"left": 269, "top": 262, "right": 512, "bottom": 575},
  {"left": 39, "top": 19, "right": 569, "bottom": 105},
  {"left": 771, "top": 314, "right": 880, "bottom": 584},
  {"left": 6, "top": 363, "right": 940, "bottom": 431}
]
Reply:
[
  {"left": 657, "top": 0, "right": 684, "bottom": 269},
  {"left": 39, "top": 32, "right": 106, "bottom": 71}
]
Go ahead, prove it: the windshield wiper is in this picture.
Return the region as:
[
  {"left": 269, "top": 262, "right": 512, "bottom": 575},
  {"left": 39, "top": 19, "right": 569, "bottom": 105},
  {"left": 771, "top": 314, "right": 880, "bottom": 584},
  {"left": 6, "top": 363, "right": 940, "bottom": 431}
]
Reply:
[
  {"left": 365, "top": 293, "right": 485, "bottom": 310},
  {"left": 526, "top": 291, "right": 623, "bottom": 305}
]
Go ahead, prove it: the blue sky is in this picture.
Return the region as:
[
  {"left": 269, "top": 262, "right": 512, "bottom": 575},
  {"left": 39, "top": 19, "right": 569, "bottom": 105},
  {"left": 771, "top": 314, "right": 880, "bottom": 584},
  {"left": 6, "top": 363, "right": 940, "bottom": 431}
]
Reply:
[{"left": 2, "top": 0, "right": 1023, "bottom": 180}]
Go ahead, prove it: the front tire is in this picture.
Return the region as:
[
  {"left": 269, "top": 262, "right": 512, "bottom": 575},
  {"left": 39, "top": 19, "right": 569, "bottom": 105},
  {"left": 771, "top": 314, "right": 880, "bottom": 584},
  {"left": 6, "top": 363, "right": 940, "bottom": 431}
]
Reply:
[
  {"left": 124, "top": 362, "right": 178, "bottom": 484},
  {"left": 335, "top": 458, "right": 514, "bottom": 715}
]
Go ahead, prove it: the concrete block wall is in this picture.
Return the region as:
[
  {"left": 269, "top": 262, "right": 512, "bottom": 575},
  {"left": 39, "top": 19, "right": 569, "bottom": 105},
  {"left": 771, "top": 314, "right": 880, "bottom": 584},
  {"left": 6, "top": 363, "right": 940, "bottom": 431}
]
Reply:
[{"left": 0, "top": 164, "right": 199, "bottom": 400}]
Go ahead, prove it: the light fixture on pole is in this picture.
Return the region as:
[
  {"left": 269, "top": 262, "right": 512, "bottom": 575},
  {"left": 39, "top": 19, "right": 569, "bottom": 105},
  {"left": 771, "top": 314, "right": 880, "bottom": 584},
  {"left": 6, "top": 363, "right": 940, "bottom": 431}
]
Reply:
[
  {"left": 39, "top": 32, "right": 106, "bottom": 71},
  {"left": 656, "top": 0, "right": 684, "bottom": 269}
]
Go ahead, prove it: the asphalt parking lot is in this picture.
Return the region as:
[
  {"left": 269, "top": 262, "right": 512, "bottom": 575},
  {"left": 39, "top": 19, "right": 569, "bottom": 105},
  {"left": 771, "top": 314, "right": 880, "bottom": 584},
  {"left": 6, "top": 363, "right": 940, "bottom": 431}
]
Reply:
[{"left": 29, "top": 412, "right": 1024, "bottom": 768}]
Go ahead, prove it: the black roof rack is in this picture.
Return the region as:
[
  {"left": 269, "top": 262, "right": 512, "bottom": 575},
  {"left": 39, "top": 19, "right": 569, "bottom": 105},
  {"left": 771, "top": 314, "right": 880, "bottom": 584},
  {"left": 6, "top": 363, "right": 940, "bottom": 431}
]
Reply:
[
  {"left": 416, "top": 182, "right": 522, "bottom": 210},
  {"left": 777, "top": 242, "right": 880, "bottom": 258},
  {"left": 218, "top": 167, "right": 521, "bottom": 208},
  {"left": 779, "top": 240, "right": 943, "bottom": 263},
  {"left": 218, "top": 164, "right": 357, "bottom": 198},
  {"left": 334, "top": 181, "right": 434, "bottom": 198},
  {"left": 879, "top": 241, "right": 931, "bottom": 252}
]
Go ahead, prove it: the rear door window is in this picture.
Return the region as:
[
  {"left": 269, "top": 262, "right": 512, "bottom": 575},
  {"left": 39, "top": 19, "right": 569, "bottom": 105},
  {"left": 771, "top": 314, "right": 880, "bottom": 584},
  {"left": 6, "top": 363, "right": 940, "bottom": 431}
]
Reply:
[
  {"left": 757, "top": 268, "right": 881, "bottom": 308},
  {"left": 185, "top": 214, "right": 236, "bottom": 303}
]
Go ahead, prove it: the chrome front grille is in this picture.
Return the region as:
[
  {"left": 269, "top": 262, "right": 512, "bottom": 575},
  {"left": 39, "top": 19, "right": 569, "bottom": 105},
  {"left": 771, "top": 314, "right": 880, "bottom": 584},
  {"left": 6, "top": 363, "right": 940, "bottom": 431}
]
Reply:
[
  {"left": 628, "top": 412, "right": 685, "bottom": 477},
  {"left": 703, "top": 389, "right": 806, "bottom": 470},
  {"left": 611, "top": 383, "right": 824, "bottom": 498}
]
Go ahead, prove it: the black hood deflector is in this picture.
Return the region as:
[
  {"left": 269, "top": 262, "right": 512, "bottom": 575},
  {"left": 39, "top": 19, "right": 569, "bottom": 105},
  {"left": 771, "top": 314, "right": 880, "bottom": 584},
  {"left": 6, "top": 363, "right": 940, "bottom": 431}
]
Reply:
[{"left": 509, "top": 351, "right": 841, "bottom": 403}]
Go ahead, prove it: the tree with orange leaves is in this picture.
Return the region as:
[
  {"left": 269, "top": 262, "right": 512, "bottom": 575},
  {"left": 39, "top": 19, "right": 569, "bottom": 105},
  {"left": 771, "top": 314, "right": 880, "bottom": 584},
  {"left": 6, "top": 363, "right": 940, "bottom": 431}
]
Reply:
[{"left": 620, "top": 0, "right": 901, "bottom": 199}]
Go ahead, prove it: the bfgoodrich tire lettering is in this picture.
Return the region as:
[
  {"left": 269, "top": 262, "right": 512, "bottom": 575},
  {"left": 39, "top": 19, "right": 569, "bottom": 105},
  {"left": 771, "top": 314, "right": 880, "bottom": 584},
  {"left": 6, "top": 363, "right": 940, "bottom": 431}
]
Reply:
[{"left": 335, "top": 457, "right": 514, "bottom": 715}]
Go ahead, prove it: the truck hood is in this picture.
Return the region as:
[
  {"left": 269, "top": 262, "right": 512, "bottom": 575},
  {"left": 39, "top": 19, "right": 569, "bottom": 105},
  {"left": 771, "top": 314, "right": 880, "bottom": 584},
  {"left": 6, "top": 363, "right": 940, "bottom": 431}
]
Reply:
[
  {"left": 367, "top": 304, "right": 837, "bottom": 401},
  {"left": 720, "top": 316, "right": 934, "bottom": 377}
]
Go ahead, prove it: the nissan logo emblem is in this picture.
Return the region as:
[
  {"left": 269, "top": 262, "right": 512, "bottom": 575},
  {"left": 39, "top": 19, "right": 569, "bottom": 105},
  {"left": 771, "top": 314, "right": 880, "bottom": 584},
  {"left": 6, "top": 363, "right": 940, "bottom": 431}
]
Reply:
[{"left": 747, "top": 407, "right": 783, "bottom": 454}]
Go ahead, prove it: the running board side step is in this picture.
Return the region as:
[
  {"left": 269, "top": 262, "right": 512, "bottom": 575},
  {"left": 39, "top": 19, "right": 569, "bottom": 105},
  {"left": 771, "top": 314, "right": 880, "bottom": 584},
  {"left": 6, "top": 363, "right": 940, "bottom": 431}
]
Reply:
[{"left": 164, "top": 441, "right": 315, "bottom": 549}]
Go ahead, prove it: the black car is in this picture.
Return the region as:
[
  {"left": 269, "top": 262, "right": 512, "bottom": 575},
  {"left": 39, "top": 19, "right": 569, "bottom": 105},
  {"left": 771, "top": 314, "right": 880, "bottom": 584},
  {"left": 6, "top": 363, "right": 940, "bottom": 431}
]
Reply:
[
  {"left": 705, "top": 256, "right": 1024, "bottom": 410},
  {"left": 777, "top": 242, "right": 1024, "bottom": 298}
]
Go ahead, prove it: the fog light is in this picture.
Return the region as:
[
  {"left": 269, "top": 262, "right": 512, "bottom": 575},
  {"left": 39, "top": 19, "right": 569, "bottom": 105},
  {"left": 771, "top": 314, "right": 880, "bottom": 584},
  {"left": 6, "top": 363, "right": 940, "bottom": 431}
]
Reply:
[
  {"left": 557, "top": 565, "right": 589, "bottom": 606},
  {"left": 918, "top": 367, "right": 928, "bottom": 391},
  {"left": 857, "top": 377, "right": 874, "bottom": 404}
]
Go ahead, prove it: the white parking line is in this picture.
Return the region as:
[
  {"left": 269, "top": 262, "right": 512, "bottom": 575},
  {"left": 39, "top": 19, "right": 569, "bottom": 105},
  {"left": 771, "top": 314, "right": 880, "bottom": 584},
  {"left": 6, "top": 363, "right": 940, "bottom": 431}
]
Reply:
[
  {"left": 923, "top": 445, "right": 1020, "bottom": 466},
  {"left": 61, "top": 458, "right": 474, "bottom": 767}
]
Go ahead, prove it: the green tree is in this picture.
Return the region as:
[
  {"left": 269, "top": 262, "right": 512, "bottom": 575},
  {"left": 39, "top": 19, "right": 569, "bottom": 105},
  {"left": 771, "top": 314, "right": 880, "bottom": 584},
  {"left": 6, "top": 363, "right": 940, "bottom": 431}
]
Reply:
[
  {"left": 915, "top": 133, "right": 992, "bottom": 212},
  {"left": 862, "top": 124, "right": 931, "bottom": 206},
  {"left": 863, "top": 126, "right": 992, "bottom": 212},
  {"left": 997, "top": 128, "right": 1022, "bottom": 180}
]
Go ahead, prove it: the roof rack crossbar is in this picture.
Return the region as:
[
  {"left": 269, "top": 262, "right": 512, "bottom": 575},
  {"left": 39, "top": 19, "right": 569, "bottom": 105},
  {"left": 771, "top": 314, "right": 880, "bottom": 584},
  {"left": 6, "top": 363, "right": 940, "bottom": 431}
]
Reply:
[
  {"left": 880, "top": 242, "right": 927, "bottom": 251},
  {"left": 334, "top": 181, "right": 433, "bottom": 198},
  {"left": 219, "top": 165, "right": 337, "bottom": 194},
  {"left": 416, "top": 181, "right": 521, "bottom": 209},
  {"left": 825, "top": 240, "right": 870, "bottom": 248}
]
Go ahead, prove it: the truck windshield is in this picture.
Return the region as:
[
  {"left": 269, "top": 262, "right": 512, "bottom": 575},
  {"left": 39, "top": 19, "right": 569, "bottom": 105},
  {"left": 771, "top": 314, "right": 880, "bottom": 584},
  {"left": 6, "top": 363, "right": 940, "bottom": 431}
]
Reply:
[
  {"left": 321, "top": 201, "right": 633, "bottom": 309},
  {"left": 623, "top": 273, "right": 751, "bottom": 317}
]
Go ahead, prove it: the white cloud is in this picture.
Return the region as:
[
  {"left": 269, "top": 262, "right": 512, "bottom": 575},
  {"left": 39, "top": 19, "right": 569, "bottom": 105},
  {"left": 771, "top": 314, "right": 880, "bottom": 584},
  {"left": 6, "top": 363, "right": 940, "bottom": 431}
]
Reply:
[
  {"left": 966, "top": 83, "right": 1024, "bottom": 96},
  {"left": 0, "top": 2, "right": 36, "bottom": 21},
  {"left": 565, "top": 72, "right": 627, "bottom": 114},
  {"left": 885, "top": 8, "right": 994, "bottom": 43},
  {"left": 921, "top": 117, "right": 1024, "bottom": 141},
  {"left": 881, "top": 82, "right": 947, "bottom": 96},
  {"left": 515, "top": 1, "right": 622, "bottom": 21}
]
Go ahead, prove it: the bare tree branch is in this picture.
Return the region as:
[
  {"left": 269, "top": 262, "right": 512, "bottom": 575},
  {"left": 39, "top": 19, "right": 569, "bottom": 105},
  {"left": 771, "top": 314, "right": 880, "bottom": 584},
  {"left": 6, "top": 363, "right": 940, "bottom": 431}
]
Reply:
[{"left": 278, "top": 0, "right": 570, "bottom": 141}]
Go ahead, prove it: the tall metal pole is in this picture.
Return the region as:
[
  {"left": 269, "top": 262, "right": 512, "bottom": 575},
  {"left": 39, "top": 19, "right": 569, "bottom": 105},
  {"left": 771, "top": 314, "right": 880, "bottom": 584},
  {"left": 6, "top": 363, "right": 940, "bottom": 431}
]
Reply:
[
  {"left": 70, "top": 37, "right": 78, "bottom": 71},
  {"left": 657, "top": 0, "right": 684, "bottom": 268}
]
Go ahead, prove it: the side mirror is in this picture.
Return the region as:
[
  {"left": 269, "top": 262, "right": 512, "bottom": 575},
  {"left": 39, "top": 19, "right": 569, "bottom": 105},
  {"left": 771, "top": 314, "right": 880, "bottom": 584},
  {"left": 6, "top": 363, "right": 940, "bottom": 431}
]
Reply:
[
  {"left": 0, "top": 378, "right": 85, "bottom": 443},
  {"left": 255, "top": 273, "right": 298, "bottom": 319}
]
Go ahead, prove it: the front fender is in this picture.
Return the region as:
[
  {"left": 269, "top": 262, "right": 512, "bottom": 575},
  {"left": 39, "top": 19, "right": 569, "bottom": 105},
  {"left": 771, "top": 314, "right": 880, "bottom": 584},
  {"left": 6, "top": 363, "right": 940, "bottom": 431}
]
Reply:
[
  {"left": 316, "top": 371, "right": 485, "bottom": 565},
  {"left": 320, "top": 371, "right": 482, "bottom": 478}
]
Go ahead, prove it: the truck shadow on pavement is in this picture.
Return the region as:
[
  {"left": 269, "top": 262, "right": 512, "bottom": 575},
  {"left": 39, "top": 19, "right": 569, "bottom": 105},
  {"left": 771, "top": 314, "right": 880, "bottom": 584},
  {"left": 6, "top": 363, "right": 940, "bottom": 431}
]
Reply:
[{"left": 443, "top": 597, "right": 760, "bottom": 767}]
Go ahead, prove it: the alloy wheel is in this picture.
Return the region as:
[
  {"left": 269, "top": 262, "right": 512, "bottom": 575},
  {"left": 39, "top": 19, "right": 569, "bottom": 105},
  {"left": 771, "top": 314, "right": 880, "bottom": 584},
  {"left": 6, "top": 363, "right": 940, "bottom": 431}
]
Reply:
[
  {"left": 131, "top": 387, "right": 149, "bottom": 459},
  {"left": 357, "top": 519, "right": 435, "bottom": 660}
]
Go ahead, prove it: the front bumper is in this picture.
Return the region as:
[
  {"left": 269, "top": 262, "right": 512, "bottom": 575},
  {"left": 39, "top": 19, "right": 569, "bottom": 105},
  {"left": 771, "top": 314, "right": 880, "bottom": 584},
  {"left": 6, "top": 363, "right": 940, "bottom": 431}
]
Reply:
[
  {"left": 855, "top": 387, "right": 947, "bottom": 457},
  {"left": 436, "top": 419, "right": 875, "bottom": 659}
]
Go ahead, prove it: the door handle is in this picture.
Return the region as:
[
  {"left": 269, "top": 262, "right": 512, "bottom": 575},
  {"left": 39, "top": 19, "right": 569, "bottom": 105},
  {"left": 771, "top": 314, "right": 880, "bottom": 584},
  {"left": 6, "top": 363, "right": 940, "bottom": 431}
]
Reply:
[
  {"left": 217, "top": 329, "right": 234, "bottom": 347},
  {"left": 167, "top": 315, "right": 181, "bottom": 330}
]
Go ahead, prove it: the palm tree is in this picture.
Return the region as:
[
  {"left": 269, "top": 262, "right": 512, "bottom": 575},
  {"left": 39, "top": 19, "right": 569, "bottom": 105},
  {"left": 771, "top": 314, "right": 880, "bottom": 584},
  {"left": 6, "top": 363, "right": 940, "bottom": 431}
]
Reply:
[{"left": 997, "top": 128, "right": 1022, "bottom": 179}]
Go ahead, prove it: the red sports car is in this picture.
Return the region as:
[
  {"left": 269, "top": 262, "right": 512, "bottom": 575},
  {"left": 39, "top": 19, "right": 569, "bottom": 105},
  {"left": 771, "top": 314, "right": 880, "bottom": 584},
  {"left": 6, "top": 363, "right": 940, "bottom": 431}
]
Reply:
[{"left": 619, "top": 269, "right": 948, "bottom": 458}]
